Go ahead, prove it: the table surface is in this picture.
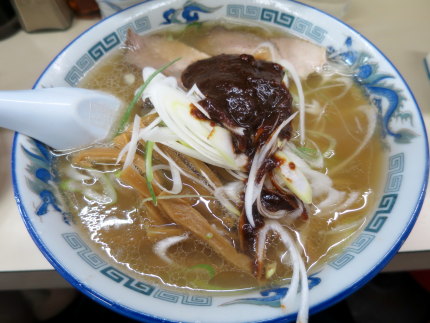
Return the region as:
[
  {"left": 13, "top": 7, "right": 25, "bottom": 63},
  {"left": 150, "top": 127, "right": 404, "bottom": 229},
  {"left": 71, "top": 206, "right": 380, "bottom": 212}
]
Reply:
[{"left": 0, "top": 0, "right": 429, "bottom": 286}]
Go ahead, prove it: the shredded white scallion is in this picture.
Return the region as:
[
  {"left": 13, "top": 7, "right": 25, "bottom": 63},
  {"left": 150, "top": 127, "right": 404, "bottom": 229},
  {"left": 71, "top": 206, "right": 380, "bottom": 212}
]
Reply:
[
  {"left": 116, "top": 142, "right": 129, "bottom": 165},
  {"left": 306, "top": 131, "right": 337, "bottom": 160},
  {"left": 146, "top": 81, "right": 233, "bottom": 168},
  {"left": 327, "top": 218, "right": 364, "bottom": 235},
  {"left": 330, "top": 105, "right": 378, "bottom": 174},
  {"left": 226, "top": 169, "right": 247, "bottom": 181},
  {"left": 186, "top": 83, "right": 211, "bottom": 119},
  {"left": 187, "top": 83, "right": 206, "bottom": 100},
  {"left": 151, "top": 164, "right": 182, "bottom": 194},
  {"left": 253, "top": 41, "right": 280, "bottom": 61},
  {"left": 140, "top": 126, "right": 179, "bottom": 143},
  {"left": 257, "top": 221, "right": 309, "bottom": 323},
  {"left": 153, "top": 233, "right": 189, "bottom": 264},
  {"left": 137, "top": 116, "right": 162, "bottom": 141},
  {"left": 317, "top": 188, "right": 345, "bottom": 210},
  {"left": 161, "top": 141, "right": 220, "bottom": 166},
  {"left": 220, "top": 181, "right": 245, "bottom": 204},
  {"left": 330, "top": 191, "right": 361, "bottom": 218},
  {"left": 83, "top": 170, "right": 117, "bottom": 205},
  {"left": 153, "top": 145, "right": 214, "bottom": 193},
  {"left": 257, "top": 193, "right": 304, "bottom": 220},
  {"left": 256, "top": 189, "right": 286, "bottom": 220},
  {"left": 213, "top": 187, "right": 241, "bottom": 216},
  {"left": 118, "top": 115, "right": 141, "bottom": 169},
  {"left": 279, "top": 59, "right": 306, "bottom": 146},
  {"left": 151, "top": 145, "right": 183, "bottom": 194},
  {"left": 65, "top": 166, "right": 92, "bottom": 181}
]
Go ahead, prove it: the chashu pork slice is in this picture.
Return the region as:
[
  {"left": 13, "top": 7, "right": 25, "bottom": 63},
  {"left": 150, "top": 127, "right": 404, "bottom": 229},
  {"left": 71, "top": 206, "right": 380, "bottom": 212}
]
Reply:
[
  {"left": 192, "top": 26, "right": 264, "bottom": 56},
  {"left": 271, "top": 37, "right": 327, "bottom": 79},
  {"left": 124, "top": 30, "right": 209, "bottom": 80},
  {"left": 192, "top": 26, "right": 327, "bottom": 79}
]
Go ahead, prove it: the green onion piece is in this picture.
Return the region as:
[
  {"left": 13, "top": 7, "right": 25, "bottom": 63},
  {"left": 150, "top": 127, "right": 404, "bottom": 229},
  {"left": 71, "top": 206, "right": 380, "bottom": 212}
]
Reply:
[
  {"left": 265, "top": 262, "right": 277, "bottom": 279},
  {"left": 145, "top": 141, "right": 155, "bottom": 182},
  {"left": 297, "top": 146, "right": 317, "bottom": 157},
  {"left": 185, "top": 21, "right": 202, "bottom": 30},
  {"left": 145, "top": 140, "right": 156, "bottom": 205},
  {"left": 60, "top": 180, "right": 80, "bottom": 192},
  {"left": 145, "top": 177, "right": 157, "bottom": 206},
  {"left": 307, "top": 130, "right": 337, "bottom": 158},
  {"left": 189, "top": 264, "right": 216, "bottom": 279},
  {"left": 178, "top": 139, "right": 192, "bottom": 149},
  {"left": 176, "top": 22, "right": 202, "bottom": 39},
  {"left": 60, "top": 180, "right": 70, "bottom": 191},
  {"left": 116, "top": 57, "right": 182, "bottom": 134},
  {"left": 140, "top": 194, "right": 215, "bottom": 204}
]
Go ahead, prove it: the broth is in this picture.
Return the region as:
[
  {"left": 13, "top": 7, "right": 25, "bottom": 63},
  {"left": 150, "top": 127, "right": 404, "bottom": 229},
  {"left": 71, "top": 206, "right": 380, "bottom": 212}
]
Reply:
[{"left": 55, "top": 22, "right": 385, "bottom": 292}]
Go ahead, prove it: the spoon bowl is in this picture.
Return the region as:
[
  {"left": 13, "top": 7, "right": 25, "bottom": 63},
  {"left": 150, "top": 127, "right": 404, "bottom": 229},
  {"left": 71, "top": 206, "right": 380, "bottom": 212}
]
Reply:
[{"left": 0, "top": 87, "right": 122, "bottom": 150}]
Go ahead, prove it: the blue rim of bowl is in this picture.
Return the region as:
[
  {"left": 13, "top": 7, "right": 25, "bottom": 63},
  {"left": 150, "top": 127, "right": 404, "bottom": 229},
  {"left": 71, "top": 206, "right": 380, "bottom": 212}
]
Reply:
[{"left": 11, "top": 0, "right": 429, "bottom": 322}]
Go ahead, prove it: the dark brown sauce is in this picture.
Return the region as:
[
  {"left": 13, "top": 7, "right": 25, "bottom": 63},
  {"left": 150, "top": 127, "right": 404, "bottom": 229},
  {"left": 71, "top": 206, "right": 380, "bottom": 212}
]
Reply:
[
  {"left": 256, "top": 156, "right": 280, "bottom": 182},
  {"left": 182, "top": 54, "right": 293, "bottom": 158},
  {"left": 261, "top": 188, "right": 298, "bottom": 212},
  {"left": 239, "top": 204, "right": 265, "bottom": 259}
]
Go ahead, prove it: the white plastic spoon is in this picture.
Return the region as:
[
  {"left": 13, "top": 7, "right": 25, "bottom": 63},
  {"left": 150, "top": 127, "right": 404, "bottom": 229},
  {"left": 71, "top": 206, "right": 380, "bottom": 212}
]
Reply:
[{"left": 0, "top": 87, "right": 123, "bottom": 150}]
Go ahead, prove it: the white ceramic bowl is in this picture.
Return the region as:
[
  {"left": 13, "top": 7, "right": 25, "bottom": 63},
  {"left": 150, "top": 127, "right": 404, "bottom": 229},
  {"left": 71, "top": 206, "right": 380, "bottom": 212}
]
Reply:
[{"left": 12, "top": 0, "right": 428, "bottom": 322}]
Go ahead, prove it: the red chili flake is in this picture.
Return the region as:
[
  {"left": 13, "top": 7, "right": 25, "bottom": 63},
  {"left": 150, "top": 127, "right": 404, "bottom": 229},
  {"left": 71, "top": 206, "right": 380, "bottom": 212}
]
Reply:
[
  {"left": 207, "top": 127, "right": 216, "bottom": 139},
  {"left": 273, "top": 153, "right": 286, "bottom": 166},
  {"left": 254, "top": 127, "right": 264, "bottom": 142},
  {"left": 190, "top": 104, "right": 209, "bottom": 121},
  {"left": 289, "top": 162, "right": 296, "bottom": 170}
]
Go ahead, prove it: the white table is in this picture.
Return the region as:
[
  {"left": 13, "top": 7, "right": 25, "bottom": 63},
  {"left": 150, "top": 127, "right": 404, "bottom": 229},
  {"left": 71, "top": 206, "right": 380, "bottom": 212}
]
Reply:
[{"left": 0, "top": 0, "right": 429, "bottom": 290}]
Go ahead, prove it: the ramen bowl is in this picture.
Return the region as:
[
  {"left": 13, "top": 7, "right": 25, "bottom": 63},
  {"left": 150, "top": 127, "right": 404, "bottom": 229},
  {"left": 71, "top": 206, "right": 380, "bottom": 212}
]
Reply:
[{"left": 12, "top": 0, "right": 428, "bottom": 322}]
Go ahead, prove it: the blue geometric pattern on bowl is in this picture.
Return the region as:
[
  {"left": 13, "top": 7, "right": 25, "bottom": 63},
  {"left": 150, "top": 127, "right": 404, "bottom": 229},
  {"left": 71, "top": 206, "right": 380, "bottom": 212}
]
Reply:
[
  {"left": 226, "top": 4, "right": 327, "bottom": 43},
  {"left": 62, "top": 232, "right": 107, "bottom": 269},
  {"left": 329, "top": 153, "right": 403, "bottom": 270},
  {"left": 62, "top": 231, "right": 212, "bottom": 306},
  {"left": 153, "top": 289, "right": 212, "bottom": 306},
  {"left": 162, "top": 0, "right": 222, "bottom": 24},
  {"left": 22, "top": 138, "right": 71, "bottom": 224},
  {"left": 327, "top": 37, "right": 417, "bottom": 144},
  {"left": 220, "top": 274, "right": 321, "bottom": 308}
]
